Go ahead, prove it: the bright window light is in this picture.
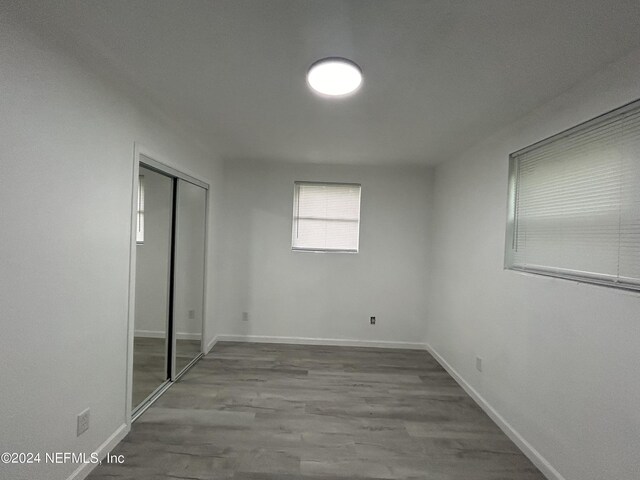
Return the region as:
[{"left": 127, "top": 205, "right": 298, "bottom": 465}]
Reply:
[
  {"left": 136, "top": 175, "right": 144, "bottom": 244},
  {"left": 505, "top": 99, "right": 640, "bottom": 290},
  {"left": 292, "top": 182, "right": 361, "bottom": 253},
  {"left": 307, "top": 58, "right": 362, "bottom": 97}
]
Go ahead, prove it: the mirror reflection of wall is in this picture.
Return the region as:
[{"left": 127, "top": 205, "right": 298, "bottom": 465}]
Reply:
[
  {"left": 132, "top": 165, "right": 172, "bottom": 409},
  {"left": 174, "top": 180, "right": 207, "bottom": 375}
]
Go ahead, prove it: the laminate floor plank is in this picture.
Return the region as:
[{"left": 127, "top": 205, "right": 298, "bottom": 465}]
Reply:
[{"left": 88, "top": 342, "right": 545, "bottom": 480}]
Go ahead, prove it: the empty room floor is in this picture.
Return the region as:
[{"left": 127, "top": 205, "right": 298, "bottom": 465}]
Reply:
[{"left": 89, "top": 342, "right": 545, "bottom": 480}]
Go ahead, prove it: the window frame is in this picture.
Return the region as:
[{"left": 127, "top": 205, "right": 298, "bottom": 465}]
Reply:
[
  {"left": 291, "top": 181, "right": 362, "bottom": 254},
  {"left": 136, "top": 174, "right": 145, "bottom": 244},
  {"left": 504, "top": 98, "right": 640, "bottom": 292}
]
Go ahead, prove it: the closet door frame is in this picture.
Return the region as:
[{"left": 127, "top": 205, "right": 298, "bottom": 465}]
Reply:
[{"left": 126, "top": 143, "right": 210, "bottom": 425}]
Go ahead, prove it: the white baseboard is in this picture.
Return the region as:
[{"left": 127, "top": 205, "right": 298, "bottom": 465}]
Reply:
[
  {"left": 67, "top": 422, "right": 129, "bottom": 480},
  {"left": 205, "top": 335, "right": 218, "bottom": 354},
  {"left": 213, "top": 334, "right": 426, "bottom": 350},
  {"left": 424, "top": 343, "right": 565, "bottom": 480},
  {"left": 135, "top": 329, "right": 201, "bottom": 341}
]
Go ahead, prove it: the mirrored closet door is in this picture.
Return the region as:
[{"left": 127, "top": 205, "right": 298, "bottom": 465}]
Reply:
[
  {"left": 132, "top": 158, "right": 208, "bottom": 417},
  {"left": 132, "top": 165, "right": 172, "bottom": 409},
  {"left": 173, "top": 180, "right": 207, "bottom": 376}
]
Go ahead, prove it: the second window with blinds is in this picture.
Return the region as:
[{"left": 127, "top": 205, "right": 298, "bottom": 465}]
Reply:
[
  {"left": 292, "top": 182, "right": 361, "bottom": 253},
  {"left": 505, "top": 99, "right": 640, "bottom": 290}
]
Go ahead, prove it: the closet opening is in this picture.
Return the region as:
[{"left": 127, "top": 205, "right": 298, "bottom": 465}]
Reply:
[{"left": 129, "top": 149, "right": 209, "bottom": 421}]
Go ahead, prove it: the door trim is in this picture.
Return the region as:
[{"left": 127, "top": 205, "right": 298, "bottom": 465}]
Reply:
[{"left": 139, "top": 153, "right": 209, "bottom": 189}]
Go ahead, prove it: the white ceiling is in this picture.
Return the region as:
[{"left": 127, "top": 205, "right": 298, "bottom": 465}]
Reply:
[{"left": 10, "top": 0, "right": 640, "bottom": 165}]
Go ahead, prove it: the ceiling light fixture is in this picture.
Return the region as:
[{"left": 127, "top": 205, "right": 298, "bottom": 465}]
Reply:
[{"left": 307, "top": 57, "right": 362, "bottom": 97}]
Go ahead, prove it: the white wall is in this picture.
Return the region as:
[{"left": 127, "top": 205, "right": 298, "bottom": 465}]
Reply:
[
  {"left": 217, "top": 160, "right": 432, "bottom": 347},
  {"left": 429, "top": 47, "right": 640, "bottom": 480},
  {"left": 0, "top": 18, "right": 222, "bottom": 480}
]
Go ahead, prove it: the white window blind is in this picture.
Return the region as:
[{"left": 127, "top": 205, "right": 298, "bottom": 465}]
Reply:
[
  {"left": 506, "top": 100, "right": 640, "bottom": 289},
  {"left": 136, "top": 175, "right": 145, "bottom": 244},
  {"left": 292, "top": 182, "right": 361, "bottom": 252}
]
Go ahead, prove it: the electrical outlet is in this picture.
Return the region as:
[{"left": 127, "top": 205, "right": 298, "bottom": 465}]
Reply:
[
  {"left": 370, "top": 316, "right": 376, "bottom": 325},
  {"left": 242, "top": 312, "right": 249, "bottom": 322},
  {"left": 476, "top": 357, "right": 483, "bottom": 372},
  {"left": 188, "top": 309, "right": 195, "bottom": 319},
  {"left": 77, "top": 408, "right": 90, "bottom": 436}
]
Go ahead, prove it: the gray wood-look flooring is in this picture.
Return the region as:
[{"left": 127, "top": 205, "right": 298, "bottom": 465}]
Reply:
[
  {"left": 133, "top": 337, "right": 203, "bottom": 408},
  {"left": 133, "top": 337, "right": 167, "bottom": 408},
  {"left": 90, "top": 342, "right": 545, "bottom": 480}
]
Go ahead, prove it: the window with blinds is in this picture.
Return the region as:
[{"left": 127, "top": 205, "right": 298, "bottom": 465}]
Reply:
[
  {"left": 505, "top": 99, "right": 640, "bottom": 290},
  {"left": 136, "top": 175, "right": 145, "bottom": 244},
  {"left": 292, "top": 182, "right": 361, "bottom": 252}
]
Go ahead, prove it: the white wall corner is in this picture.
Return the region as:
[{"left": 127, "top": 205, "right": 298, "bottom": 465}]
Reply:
[
  {"left": 424, "top": 343, "right": 566, "bottom": 480},
  {"left": 205, "top": 335, "right": 219, "bottom": 354}
]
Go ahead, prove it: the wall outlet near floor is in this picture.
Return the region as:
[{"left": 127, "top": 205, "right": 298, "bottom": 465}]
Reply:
[
  {"left": 370, "top": 316, "right": 376, "bottom": 325},
  {"left": 242, "top": 312, "right": 249, "bottom": 322},
  {"left": 476, "top": 357, "right": 483, "bottom": 372},
  {"left": 77, "top": 408, "right": 90, "bottom": 436},
  {"left": 188, "top": 309, "right": 196, "bottom": 319}
]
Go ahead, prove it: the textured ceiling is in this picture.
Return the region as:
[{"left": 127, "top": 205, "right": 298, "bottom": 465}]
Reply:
[{"left": 8, "top": 0, "right": 640, "bottom": 165}]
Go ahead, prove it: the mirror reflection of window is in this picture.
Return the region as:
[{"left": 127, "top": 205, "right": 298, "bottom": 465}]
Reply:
[
  {"left": 132, "top": 166, "right": 171, "bottom": 411},
  {"left": 136, "top": 175, "right": 145, "bottom": 244}
]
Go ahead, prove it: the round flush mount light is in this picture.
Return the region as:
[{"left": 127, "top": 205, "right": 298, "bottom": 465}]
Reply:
[{"left": 307, "top": 57, "right": 362, "bottom": 97}]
